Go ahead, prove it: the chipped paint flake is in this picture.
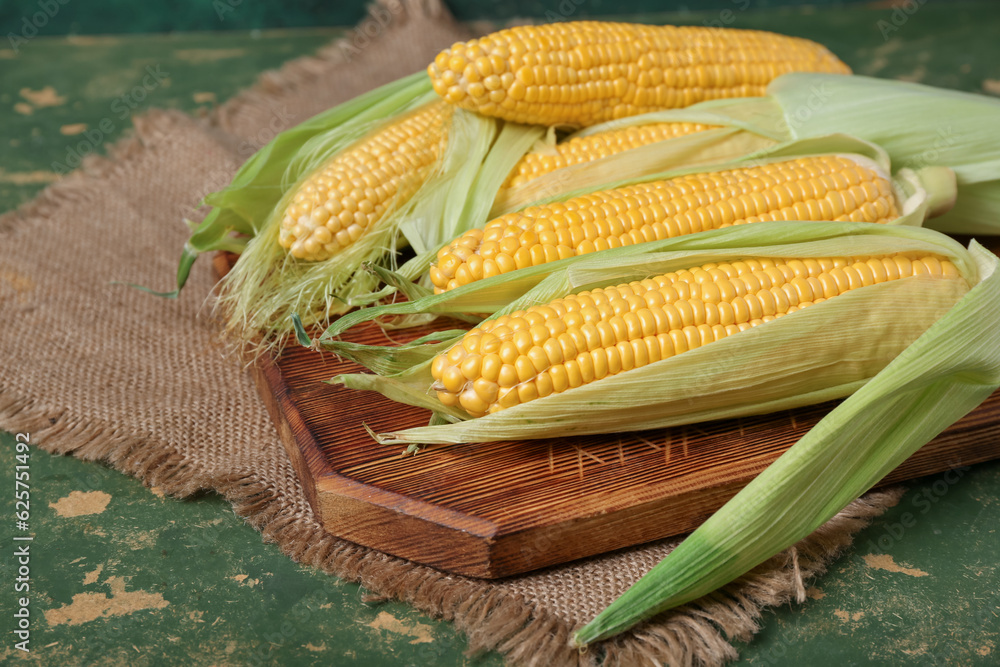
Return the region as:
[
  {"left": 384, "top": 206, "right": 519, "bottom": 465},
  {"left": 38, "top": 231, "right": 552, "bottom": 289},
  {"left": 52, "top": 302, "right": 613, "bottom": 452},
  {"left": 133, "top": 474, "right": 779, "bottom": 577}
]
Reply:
[
  {"left": 367, "top": 611, "right": 435, "bottom": 645},
  {"left": 83, "top": 565, "right": 104, "bottom": 586},
  {"left": 20, "top": 86, "right": 66, "bottom": 108},
  {"left": 896, "top": 65, "right": 928, "bottom": 83},
  {"left": 833, "top": 609, "right": 866, "bottom": 623},
  {"left": 60, "top": 123, "right": 88, "bottom": 136},
  {"left": 230, "top": 574, "right": 260, "bottom": 588},
  {"left": 304, "top": 642, "right": 327, "bottom": 652},
  {"left": 806, "top": 586, "right": 825, "bottom": 600},
  {"left": 43, "top": 577, "right": 169, "bottom": 627},
  {"left": 902, "top": 644, "right": 929, "bottom": 657},
  {"left": 192, "top": 92, "right": 217, "bottom": 104},
  {"left": 65, "top": 35, "right": 119, "bottom": 46},
  {"left": 863, "top": 553, "right": 930, "bottom": 577},
  {"left": 174, "top": 48, "right": 246, "bottom": 64},
  {"left": 0, "top": 169, "right": 60, "bottom": 185},
  {"left": 123, "top": 530, "right": 159, "bottom": 550},
  {"left": 50, "top": 490, "right": 112, "bottom": 517},
  {"left": 14, "top": 102, "right": 33, "bottom": 115}
]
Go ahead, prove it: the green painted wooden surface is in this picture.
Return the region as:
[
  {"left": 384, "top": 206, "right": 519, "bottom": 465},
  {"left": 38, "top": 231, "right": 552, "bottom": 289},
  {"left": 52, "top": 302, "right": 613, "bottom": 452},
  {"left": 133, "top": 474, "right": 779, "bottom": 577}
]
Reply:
[
  {"left": 0, "top": 0, "right": 890, "bottom": 37},
  {"left": 0, "top": 28, "right": 346, "bottom": 210},
  {"left": 0, "top": 432, "right": 495, "bottom": 666},
  {"left": 1, "top": 4, "right": 999, "bottom": 665}
]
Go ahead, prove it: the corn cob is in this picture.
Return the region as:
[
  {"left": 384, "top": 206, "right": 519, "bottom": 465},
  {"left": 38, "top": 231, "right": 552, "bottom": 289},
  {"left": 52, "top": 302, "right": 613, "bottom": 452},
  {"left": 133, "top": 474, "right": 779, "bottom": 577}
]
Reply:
[
  {"left": 279, "top": 101, "right": 452, "bottom": 261},
  {"left": 431, "top": 155, "right": 899, "bottom": 293},
  {"left": 430, "top": 253, "right": 959, "bottom": 417},
  {"left": 503, "top": 121, "right": 714, "bottom": 189},
  {"left": 428, "top": 22, "right": 850, "bottom": 127}
]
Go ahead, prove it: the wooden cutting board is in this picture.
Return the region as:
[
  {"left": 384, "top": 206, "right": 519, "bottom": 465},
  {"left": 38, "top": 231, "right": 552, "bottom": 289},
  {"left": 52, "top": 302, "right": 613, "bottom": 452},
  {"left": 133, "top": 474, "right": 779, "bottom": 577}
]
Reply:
[{"left": 214, "top": 253, "right": 1000, "bottom": 579}]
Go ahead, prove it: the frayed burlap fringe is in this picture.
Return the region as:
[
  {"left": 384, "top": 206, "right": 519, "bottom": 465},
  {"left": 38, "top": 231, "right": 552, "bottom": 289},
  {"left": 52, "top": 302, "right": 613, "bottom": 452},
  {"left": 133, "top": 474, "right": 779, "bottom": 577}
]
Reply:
[{"left": 0, "top": 2, "right": 906, "bottom": 665}]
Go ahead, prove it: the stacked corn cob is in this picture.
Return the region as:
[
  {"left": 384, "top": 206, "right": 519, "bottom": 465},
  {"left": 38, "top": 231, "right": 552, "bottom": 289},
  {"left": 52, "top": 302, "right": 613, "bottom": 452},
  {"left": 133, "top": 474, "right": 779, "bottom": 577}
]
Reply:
[
  {"left": 178, "top": 21, "right": 869, "bottom": 350},
  {"left": 182, "top": 18, "right": 1000, "bottom": 648},
  {"left": 430, "top": 253, "right": 958, "bottom": 417},
  {"left": 431, "top": 154, "right": 900, "bottom": 292},
  {"left": 279, "top": 102, "right": 453, "bottom": 261},
  {"left": 501, "top": 120, "right": 713, "bottom": 189},
  {"left": 427, "top": 22, "right": 849, "bottom": 126}
]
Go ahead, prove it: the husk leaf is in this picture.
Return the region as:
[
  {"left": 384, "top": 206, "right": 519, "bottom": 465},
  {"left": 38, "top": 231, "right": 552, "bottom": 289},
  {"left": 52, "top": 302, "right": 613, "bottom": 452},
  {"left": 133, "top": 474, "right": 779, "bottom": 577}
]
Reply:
[
  {"left": 574, "top": 237, "right": 1000, "bottom": 643},
  {"left": 339, "top": 223, "right": 977, "bottom": 445},
  {"left": 490, "top": 97, "right": 787, "bottom": 216},
  {"left": 766, "top": 73, "right": 1000, "bottom": 233},
  {"left": 314, "top": 141, "right": 951, "bottom": 339},
  {"left": 213, "top": 103, "right": 542, "bottom": 350},
  {"left": 491, "top": 127, "right": 777, "bottom": 217},
  {"left": 487, "top": 74, "right": 1000, "bottom": 233},
  {"left": 167, "top": 71, "right": 433, "bottom": 297},
  {"left": 215, "top": 91, "right": 459, "bottom": 350}
]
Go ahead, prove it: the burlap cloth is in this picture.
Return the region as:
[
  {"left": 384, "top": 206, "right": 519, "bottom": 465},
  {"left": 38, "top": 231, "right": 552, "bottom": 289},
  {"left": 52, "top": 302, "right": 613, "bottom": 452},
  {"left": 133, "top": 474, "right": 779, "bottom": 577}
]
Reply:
[{"left": 0, "top": 2, "right": 904, "bottom": 664}]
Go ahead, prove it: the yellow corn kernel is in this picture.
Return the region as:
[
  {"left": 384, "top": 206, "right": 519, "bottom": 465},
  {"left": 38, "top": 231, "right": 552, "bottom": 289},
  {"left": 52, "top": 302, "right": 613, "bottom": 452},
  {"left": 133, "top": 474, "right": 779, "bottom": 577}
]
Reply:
[
  {"left": 428, "top": 22, "right": 850, "bottom": 127},
  {"left": 503, "top": 122, "right": 715, "bottom": 189},
  {"left": 432, "top": 155, "right": 900, "bottom": 293},
  {"left": 429, "top": 253, "right": 958, "bottom": 417},
  {"left": 278, "top": 101, "right": 452, "bottom": 261}
]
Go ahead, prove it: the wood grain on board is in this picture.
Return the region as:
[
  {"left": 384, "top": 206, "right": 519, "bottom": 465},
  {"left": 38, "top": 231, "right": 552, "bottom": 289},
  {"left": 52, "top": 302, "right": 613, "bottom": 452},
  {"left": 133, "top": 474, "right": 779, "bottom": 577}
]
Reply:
[{"left": 215, "top": 252, "right": 1000, "bottom": 579}]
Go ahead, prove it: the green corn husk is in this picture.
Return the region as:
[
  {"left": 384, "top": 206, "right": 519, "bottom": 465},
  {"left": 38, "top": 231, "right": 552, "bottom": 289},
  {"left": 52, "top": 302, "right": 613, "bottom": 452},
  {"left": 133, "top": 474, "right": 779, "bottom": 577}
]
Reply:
[
  {"left": 767, "top": 73, "right": 1000, "bottom": 234},
  {"left": 215, "top": 101, "right": 488, "bottom": 348},
  {"left": 490, "top": 100, "right": 785, "bottom": 217},
  {"left": 330, "top": 221, "right": 985, "bottom": 444},
  {"left": 573, "top": 232, "right": 1000, "bottom": 645},
  {"left": 176, "top": 68, "right": 543, "bottom": 350},
  {"left": 172, "top": 71, "right": 433, "bottom": 296},
  {"left": 315, "top": 136, "right": 956, "bottom": 338},
  {"left": 342, "top": 75, "right": 996, "bottom": 318},
  {"left": 470, "top": 74, "right": 1000, "bottom": 233},
  {"left": 328, "top": 221, "right": 1000, "bottom": 645}
]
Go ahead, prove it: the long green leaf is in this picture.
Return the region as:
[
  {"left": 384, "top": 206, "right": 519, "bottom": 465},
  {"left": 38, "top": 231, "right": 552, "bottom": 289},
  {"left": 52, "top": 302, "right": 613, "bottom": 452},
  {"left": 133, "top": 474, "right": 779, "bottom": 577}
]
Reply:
[
  {"left": 574, "top": 238, "right": 1000, "bottom": 644},
  {"left": 350, "top": 223, "right": 975, "bottom": 445}
]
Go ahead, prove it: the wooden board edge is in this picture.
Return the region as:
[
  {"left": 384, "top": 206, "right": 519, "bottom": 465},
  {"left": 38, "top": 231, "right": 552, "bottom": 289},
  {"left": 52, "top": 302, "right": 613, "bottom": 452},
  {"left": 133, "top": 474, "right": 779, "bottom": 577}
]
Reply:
[
  {"left": 310, "top": 424, "right": 1000, "bottom": 578},
  {"left": 248, "top": 356, "right": 325, "bottom": 512},
  {"left": 315, "top": 483, "right": 496, "bottom": 578}
]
